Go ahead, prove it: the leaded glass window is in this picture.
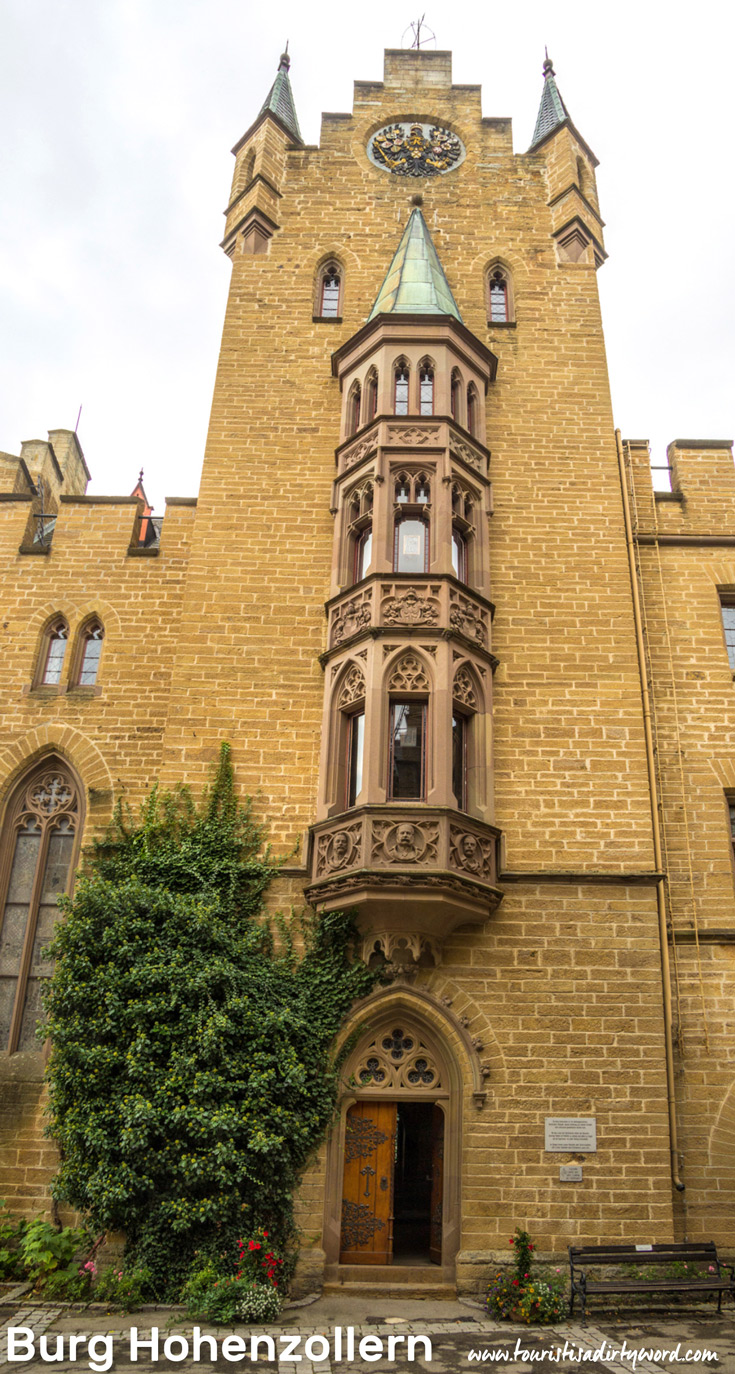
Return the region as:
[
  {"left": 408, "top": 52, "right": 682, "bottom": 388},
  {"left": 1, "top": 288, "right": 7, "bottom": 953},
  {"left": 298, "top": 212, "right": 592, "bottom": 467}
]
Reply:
[{"left": 0, "top": 763, "right": 80, "bottom": 1054}]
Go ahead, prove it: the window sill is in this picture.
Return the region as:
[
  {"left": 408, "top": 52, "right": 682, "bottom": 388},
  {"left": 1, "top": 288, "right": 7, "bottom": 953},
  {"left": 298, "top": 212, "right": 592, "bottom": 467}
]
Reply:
[
  {"left": 24, "top": 683, "right": 66, "bottom": 697},
  {"left": 18, "top": 544, "right": 51, "bottom": 556},
  {"left": 486, "top": 320, "right": 516, "bottom": 329},
  {"left": 127, "top": 545, "right": 160, "bottom": 557},
  {"left": 313, "top": 315, "right": 343, "bottom": 324},
  {"left": 67, "top": 685, "right": 103, "bottom": 697}
]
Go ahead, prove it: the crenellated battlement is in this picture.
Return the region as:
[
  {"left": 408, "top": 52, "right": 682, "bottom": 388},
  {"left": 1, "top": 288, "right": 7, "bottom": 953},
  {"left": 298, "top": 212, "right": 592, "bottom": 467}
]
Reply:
[{"left": 624, "top": 436, "right": 735, "bottom": 539}]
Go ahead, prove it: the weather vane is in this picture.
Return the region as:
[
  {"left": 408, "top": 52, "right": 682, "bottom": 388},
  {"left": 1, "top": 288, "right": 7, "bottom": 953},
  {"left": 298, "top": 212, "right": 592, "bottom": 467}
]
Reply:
[{"left": 402, "top": 15, "right": 436, "bottom": 50}]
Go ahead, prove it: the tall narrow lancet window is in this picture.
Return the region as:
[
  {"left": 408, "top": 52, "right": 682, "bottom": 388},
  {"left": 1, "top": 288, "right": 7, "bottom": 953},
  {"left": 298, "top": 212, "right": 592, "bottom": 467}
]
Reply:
[
  {"left": 466, "top": 385, "right": 478, "bottom": 437},
  {"left": 346, "top": 711, "right": 365, "bottom": 808},
  {"left": 347, "top": 382, "right": 361, "bottom": 437},
  {"left": 39, "top": 619, "right": 69, "bottom": 686},
  {"left": 319, "top": 264, "right": 341, "bottom": 318},
  {"left": 394, "top": 363, "right": 410, "bottom": 416},
  {"left": 450, "top": 371, "right": 462, "bottom": 424},
  {"left": 419, "top": 364, "right": 434, "bottom": 416},
  {"left": 365, "top": 369, "right": 378, "bottom": 424},
  {"left": 452, "top": 713, "right": 467, "bottom": 811},
  {"left": 0, "top": 761, "right": 81, "bottom": 1053},
  {"left": 489, "top": 268, "right": 509, "bottom": 323}
]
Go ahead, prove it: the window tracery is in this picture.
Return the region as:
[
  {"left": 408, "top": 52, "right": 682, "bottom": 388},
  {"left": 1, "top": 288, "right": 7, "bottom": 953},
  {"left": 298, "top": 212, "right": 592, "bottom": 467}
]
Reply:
[
  {"left": 388, "top": 652, "right": 430, "bottom": 692},
  {"left": 346, "top": 381, "right": 361, "bottom": 437},
  {"left": 350, "top": 1028, "right": 444, "bottom": 1091},
  {"left": 0, "top": 760, "right": 81, "bottom": 1054}
]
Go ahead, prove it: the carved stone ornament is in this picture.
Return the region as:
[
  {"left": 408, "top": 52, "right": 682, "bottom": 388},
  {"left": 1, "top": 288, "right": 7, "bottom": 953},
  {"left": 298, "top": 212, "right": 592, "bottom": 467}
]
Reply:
[
  {"left": 338, "top": 664, "right": 366, "bottom": 707},
  {"left": 364, "top": 931, "right": 439, "bottom": 968},
  {"left": 371, "top": 820, "right": 439, "bottom": 866},
  {"left": 331, "top": 593, "right": 372, "bottom": 647},
  {"left": 449, "top": 591, "right": 487, "bottom": 645},
  {"left": 387, "top": 652, "right": 430, "bottom": 692},
  {"left": 382, "top": 587, "right": 439, "bottom": 628},
  {"left": 453, "top": 667, "right": 477, "bottom": 710},
  {"left": 342, "top": 436, "right": 377, "bottom": 471},
  {"left": 315, "top": 822, "right": 362, "bottom": 877},
  {"left": 449, "top": 433, "right": 483, "bottom": 471},
  {"left": 449, "top": 825, "right": 495, "bottom": 880},
  {"left": 350, "top": 1030, "right": 443, "bottom": 1091},
  {"left": 368, "top": 123, "right": 464, "bottom": 178},
  {"left": 386, "top": 424, "right": 441, "bottom": 446},
  {"left": 27, "top": 773, "right": 76, "bottom": 819}
]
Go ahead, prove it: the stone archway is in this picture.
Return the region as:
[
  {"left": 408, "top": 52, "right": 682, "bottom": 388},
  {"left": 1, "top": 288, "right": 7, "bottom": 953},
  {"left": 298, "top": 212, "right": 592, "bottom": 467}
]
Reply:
[{"left": 322, "top": 990, "right": 469, "bottom": 1282}]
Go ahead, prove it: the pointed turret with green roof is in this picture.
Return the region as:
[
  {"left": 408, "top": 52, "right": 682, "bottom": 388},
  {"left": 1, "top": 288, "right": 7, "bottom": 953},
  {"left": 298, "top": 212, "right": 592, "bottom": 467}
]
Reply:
[
  {"left": 258, "top": 45, "right": 302, "bottom": 144},
  {"left": 529, "top": 50, "right": 569, "bottom": 149},
  {"left": 368, "top": 209, "right": 462, "bottom": 323}
]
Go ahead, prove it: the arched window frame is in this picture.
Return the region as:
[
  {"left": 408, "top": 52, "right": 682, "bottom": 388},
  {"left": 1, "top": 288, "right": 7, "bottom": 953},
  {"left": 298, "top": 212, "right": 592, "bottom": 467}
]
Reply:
[
  {"left": 385, "top": 651, "right": 432, "bottom": 802},
  {"left": 316, "top": 260, "right": 343, "bottom": 320},
  {"left": 35, "top": 616, "right": 69, "bottom": 688},
  {"left": 346, "top": 479, "right": 374, "bottom": 585},
  {"left": 466, "top": 383, "right": 479, "bottom": 438},
  {"left": 328, "top": 661, "right": 367, "bottom": 813},
  {"left": 451, "top": 480, "right": 476, "bottom": 585},
  {"left": 418, "top": 358, "right": 435, "bottom": 416},
  {"left": 71, "top": 618, "right": 104, "bottom": 688},
  {"left": 451, "top": 662, "right": 485, "bottom": 814},
  {"left": 365, "top": 367, "right": 379, "bottom": 425},
  {"left": 393, "top": 470, "right": 431, "bottom": 574},
  {"left": 346, "top": 381, "right": 362, "bottom": 438},
  {"left": 450, "top": 369, "right": 463, "bottom": 426},
  {"left": 0, "top": 757, "right": 84, "bottom": 1055},
  {"left": 393, "top": 359, "right": 410, "bottom": 416},
  {"left": 486, "top": 262, "right": 514, "bottom": 324}
]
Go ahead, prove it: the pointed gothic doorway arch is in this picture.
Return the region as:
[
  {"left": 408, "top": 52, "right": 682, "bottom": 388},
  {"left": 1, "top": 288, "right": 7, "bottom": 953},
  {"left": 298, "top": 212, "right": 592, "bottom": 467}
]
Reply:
[{"left": 322, "top": 991, "right": 465, "bottom": 1282}]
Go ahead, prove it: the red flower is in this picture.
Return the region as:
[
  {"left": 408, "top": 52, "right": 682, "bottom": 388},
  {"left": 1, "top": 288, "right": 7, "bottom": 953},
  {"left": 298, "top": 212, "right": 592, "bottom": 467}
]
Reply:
[{"left": 263, "top": 1231, "right": 269, "bottom": 1238}]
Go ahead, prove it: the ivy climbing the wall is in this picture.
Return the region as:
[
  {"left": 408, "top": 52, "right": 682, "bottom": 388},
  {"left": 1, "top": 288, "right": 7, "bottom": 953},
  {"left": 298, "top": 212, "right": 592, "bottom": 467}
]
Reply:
[{"left": 43, "top": 744, "right": 376, "bottom": 1300}]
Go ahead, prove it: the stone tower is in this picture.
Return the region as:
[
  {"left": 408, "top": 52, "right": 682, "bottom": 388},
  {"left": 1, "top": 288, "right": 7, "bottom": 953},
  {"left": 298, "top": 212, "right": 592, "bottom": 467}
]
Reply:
[{"left": 1, "top": 43, "right": 733, "bottom": 1294}]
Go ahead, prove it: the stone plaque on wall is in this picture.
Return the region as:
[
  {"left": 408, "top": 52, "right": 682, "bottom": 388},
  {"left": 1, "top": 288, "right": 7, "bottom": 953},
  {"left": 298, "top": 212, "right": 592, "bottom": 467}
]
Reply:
[
  {"left": 559, "top": 1165, "right": 583, "bottom": 1182},
  {"left": 545, "top": 1117, "right": 597, "bottom": 1152}
]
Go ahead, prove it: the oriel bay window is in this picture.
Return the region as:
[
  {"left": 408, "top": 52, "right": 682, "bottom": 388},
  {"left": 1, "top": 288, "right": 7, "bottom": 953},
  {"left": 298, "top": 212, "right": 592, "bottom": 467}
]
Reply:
[
  {"left": 389, "top": 700, "right": 427, "bottom": 800},
  {"left": 0, "top": 761, "right": 81, "bottom": 1054}
]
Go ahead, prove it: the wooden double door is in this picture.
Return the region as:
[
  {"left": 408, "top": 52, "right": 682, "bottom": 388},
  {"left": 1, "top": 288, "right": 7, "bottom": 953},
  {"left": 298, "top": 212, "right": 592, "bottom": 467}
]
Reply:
[{"left": 339, "top": 1100, "right": 444, "bottom": 1265}]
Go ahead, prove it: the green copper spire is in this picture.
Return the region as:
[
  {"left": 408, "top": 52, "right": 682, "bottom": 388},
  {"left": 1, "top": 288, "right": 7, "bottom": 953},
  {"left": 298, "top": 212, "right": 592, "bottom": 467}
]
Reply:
[
  {"left": 529, "top": 51, "right": 569, "bottom": 149},
  {"left": 368, "top": 209, "right": 462, "bottom": 322},
  {"left": 258, "top": 46, "right": 302, "bottom": 143}
]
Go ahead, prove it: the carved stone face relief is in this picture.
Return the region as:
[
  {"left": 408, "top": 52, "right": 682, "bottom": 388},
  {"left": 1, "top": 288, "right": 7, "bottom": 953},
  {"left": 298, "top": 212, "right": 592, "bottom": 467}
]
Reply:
[
  {"left": 316, "top": 822, "right": 362, "bottom": 876},
  {"left": 449, "top": 825, "right": 495, "bottom": 880},
  {"left": 372, "top": 820, "right": 439, "bottom": 865}
]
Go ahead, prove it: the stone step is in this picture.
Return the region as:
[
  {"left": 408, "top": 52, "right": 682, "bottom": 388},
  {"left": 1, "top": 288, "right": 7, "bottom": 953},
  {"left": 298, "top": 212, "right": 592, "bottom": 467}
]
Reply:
[{"left": 322, "top": 1281, "right": 456, "bottom": 1300}]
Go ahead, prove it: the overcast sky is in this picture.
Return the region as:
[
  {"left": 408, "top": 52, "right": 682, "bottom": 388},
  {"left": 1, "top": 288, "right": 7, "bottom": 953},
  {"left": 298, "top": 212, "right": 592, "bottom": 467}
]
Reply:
[{"left": 1, "top": 0, "right": 733, "bottom": 513}]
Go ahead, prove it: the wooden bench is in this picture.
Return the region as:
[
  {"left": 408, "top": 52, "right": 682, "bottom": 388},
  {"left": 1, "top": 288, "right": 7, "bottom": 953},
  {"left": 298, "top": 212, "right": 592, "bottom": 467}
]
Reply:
[{"left": 568, "top": 1242, "right": 735, "bottom": 1322}]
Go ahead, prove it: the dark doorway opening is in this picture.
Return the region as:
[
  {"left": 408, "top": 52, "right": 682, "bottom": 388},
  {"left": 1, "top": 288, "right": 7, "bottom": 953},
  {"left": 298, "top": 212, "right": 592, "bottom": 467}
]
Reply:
[{"left": 392, "top": 1102, "right": 443, "bottom": 1264}]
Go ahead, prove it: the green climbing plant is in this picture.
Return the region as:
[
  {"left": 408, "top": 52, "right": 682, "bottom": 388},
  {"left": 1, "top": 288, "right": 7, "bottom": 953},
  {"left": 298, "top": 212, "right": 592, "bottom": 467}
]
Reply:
[{"left": 42, "top": 744, "right": 376, "bottom": 1299}]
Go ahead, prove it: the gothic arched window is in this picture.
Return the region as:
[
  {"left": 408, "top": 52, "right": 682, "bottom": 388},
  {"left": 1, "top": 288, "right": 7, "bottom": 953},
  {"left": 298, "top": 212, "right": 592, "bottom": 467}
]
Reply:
[
  {"left": 394, "top": 361, "right": 410, "bottom": 416},
  {"left": 450, "top": 370, "right": 462, "bottom": 424},
  {"left": 318, "top": 262, "right": 342, "bottom": 319},
  {"left": 466, "top": 384, "right": 478, "bottom": 437},
  {"left": 38, "top": 617, "right": 69, "bottom": 686},
  {"left": 347, "top": 381, "right": 361, "bottom": 437},
  {"left": 419, "top": 362, "right": 434, "bottom": 416},
  {"left": 0, "top": 760, "right": 82, "bottom": 1054},
  {"left": 73, "top": 620, "right": 104, "bottom": 687},
  {"left": 365, "top": 368, "right": 378, "bottom": 424}
]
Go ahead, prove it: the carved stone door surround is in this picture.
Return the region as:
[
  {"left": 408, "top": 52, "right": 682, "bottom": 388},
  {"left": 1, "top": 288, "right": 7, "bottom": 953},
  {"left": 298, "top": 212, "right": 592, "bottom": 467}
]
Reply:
[{"left": 323, "top": 989, "right": 465, "bottom": 1278}]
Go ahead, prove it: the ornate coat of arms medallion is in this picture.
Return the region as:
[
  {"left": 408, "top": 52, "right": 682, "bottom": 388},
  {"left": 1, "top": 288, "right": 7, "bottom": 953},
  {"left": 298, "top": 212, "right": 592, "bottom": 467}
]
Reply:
[{"left": 367, "top": 122, "right": 464, "bottom": 177}]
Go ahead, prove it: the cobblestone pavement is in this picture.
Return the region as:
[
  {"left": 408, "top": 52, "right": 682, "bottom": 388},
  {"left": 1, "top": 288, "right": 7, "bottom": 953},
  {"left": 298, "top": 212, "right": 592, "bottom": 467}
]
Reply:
[{"left": 1, "top": 1297, "right": 733, "bottom": 1372}]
